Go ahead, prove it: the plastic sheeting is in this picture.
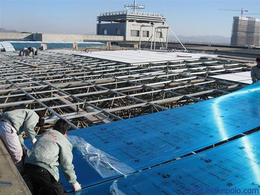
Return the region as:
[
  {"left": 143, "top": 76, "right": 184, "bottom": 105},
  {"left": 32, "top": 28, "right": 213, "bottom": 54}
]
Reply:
[
  {"left": 110, "top": 181, "right": 126, "bottom": 195},
  {"left": 67, "top": 135, "right": 135, "bottom": 178}
]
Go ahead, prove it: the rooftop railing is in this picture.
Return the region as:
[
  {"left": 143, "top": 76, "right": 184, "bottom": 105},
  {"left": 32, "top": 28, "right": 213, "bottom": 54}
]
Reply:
[{"left": 100, "top": 10, "right": 164, "bottom": 17}]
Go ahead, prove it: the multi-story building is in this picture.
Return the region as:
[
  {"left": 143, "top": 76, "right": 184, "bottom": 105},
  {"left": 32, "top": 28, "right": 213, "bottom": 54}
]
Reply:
[{"left": 231, "top": 16, "right": 260, "bottom": 46}]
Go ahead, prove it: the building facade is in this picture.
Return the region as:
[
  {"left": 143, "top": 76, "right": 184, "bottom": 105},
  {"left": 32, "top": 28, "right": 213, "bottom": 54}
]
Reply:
[
  {"left": 97, "top": 10, "right": 169, "bottom": 43},
  {"left": 231, "top": 17, "right": 260, "bottom": 46}
]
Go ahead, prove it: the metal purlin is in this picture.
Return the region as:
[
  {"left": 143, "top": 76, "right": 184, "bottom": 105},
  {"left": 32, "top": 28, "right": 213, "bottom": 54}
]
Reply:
[
  {"left": 66, "top": 55, "right": 227, "bottom": 105},
  {"left": 1, "top": 55, "right": 80, "bottom": 128},
  {"left": 1, "top": 75, "right": 79, "bottom": 130},
  {"left": 37, "top": 55, "right": 167, "bottom": 112},
  {"left": 48, "top": 52, "right": 247, "bottom": 106},
  {"left": 0, "top": 51, "right": 249, "bottom": 128},
  {"left": 43, "top": 58, "right": 168, "bottom": 112},
  {"left": 136, "top": 65, "right": 244, "bottom": 95},
  {"left": 2, "top": 53, "right": 241, "bottom": 98},
  {"left": 125, "top": 60, "right": 244, "bottom": 97},
  {"left": 60, "top": 56, "right": 183, "bottom": 108},
  {"left": 102, "top": 63, "right": 205, "bottom": 102},
  {"left": 73, "top": 54, "right": 237, "bottom": 93},
  {"left": 9, "top": 61, "right": 123, "bottom": 123}
]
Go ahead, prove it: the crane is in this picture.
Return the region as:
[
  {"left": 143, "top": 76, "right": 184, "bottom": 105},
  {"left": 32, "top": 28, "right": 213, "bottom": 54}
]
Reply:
[{"left": 220, "top": 8, "right": 248, "bottom": 18}]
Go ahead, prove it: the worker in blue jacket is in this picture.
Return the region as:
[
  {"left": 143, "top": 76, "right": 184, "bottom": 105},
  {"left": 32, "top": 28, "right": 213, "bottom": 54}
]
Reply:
[{"left": 25, "top": 119, "right": 81, "bottom": 195}]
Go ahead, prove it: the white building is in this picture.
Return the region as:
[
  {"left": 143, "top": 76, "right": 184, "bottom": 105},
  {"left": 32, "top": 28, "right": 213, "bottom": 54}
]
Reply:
[{"left": 97, "top": 9, "right": 169, "bottom": 44}]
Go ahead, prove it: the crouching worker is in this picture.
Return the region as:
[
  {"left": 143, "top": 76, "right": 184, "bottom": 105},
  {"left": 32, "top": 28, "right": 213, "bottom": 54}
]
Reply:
[
  {"left": 19, "top": 47, "right": 29, "bottom": 56},
  {"left": 25, "top": 119, "right": 81, "bottom": 195},
  {"left": 0, "top": 109, "right": 44, "bottom": 173},
  {"left": 28, "top": 47, "right": 38, "bottom": 56}
]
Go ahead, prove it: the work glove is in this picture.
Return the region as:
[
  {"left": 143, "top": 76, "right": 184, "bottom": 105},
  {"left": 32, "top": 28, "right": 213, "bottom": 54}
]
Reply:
[
  {"left": 73, "top": 182, "right": 81, "bottom": 191},
  {"left": 31, "top": 138, "right": 37, "bottom": 145}
]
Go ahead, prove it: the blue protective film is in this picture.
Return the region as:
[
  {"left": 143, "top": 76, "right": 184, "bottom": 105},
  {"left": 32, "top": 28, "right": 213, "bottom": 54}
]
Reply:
[
  {"left": 64, "top": 83, "right": 260, "bottom": 191},
  {"left": 80, "top": 131, "right": 260, "bottom": 195},
  {"left": 24, "top": 83, "right": 260, "bottom": 193}
]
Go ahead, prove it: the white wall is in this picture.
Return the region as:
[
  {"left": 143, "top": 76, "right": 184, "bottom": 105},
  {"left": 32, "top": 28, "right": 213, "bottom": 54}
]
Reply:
[
  {"left": 0, "top": 33, "right": 33, "bottom": 41},
  {"left": 42, "top": 34, "right": 84, "bottom": 42},
  {"left": 126, "top": 22, "right": 168, "bottom": 42},
  {"left": 0, "top": 32, "right": 124, "bottom": 42}
]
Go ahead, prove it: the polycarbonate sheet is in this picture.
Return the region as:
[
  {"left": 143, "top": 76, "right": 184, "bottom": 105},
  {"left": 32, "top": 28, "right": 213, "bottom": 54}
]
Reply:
[
  {"left": 0, "top": 42, "right": 15, "bottom": 51},
  {"left": 211, "top": 71, "right": 252, "bottom": 84},
  {"left": 61, "top": 82, "right": 260, "bottom": 191},
  {"left": 81, "top": 130, "right": 260, "bottom": 195},
  {"left": 79, "top": 50, "right": 217, "bottom": 64}
]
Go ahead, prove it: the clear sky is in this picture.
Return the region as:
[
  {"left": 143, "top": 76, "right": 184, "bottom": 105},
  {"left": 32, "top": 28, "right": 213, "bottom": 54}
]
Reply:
[{"left": 0, "top": 0, "right": 259, "bottom": 37}]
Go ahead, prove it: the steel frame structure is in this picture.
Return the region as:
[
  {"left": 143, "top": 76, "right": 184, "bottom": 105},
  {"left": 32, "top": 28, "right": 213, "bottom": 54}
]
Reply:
[{"left": 0, "top": 50, "right": 250, "bottom": 130}]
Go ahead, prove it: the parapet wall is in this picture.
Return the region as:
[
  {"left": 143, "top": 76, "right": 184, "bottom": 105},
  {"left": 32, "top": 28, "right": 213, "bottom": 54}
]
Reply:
[
  {"left": 42, "top": 33, "right": 84, "bottom": 42},
  {"left": 0, "top": 139, "right": 31, "bottom": 194},
  {"left": 83, "top": 35, "right": 124, "bottom": 42},
  {"left": 0, "top": 32, "right": 124, "bottom": 42},
  {"left": 0, "top": 33, "right": 33, "bottom": 41}
]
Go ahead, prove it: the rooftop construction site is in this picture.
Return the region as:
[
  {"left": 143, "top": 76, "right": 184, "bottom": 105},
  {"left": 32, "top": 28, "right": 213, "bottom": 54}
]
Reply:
[
  {"left": 1, "top": 43, "right": 260, "bottom": 195},
  {"left": 0, "top": 49, "right": 253, "bottom": 130},
  {"left": 1, "top": 0, "right": 260, "bottom": 194}
]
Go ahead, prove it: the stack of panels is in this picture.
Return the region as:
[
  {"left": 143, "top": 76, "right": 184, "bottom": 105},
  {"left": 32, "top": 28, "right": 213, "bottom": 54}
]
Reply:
[
  {"left": 0, "top": 42, "right": 15, "bottom": 51},
  {"left": 57, "top": 82, "right": 260, "bottom": 193}
]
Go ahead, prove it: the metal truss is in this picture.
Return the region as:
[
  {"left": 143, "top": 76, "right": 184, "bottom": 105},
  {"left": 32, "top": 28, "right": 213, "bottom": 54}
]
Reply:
[{"left": 0, "top": 50, "right": 250, "bottom": 130}]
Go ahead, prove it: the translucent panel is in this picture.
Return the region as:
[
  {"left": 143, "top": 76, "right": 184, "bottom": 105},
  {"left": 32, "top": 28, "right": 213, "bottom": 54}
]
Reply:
[
  {"left": 83, "top": 131, "right": 260, "bottom": 195},
  {"left": 62, "top": 83, "right": 260, "bottom": 192}
]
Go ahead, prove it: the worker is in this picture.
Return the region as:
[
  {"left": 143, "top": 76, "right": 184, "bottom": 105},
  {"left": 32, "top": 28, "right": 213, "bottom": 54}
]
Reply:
[
  {"left": 38, "top": 45, "right": 45, "bottom": 51},
  {"left": 19, "top": 47, "right": 29, "bottom": 56},
  {"left": 25, "top": 119, "right": 81, "bottom": 194},
  {"left": 28, "top": 47, "right": 38, "bottom": 56},
  {"left": 251, "top": 56, "right": 260, "bottom": 83},
  {"left": 0, "top": 109, "right": 44, "bottom": 172}
]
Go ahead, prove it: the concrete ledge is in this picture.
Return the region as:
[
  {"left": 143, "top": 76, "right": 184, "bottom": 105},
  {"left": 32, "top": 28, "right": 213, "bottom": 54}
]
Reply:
[{"left": 0, "top": 139, "right": 31, "bottom": 195}]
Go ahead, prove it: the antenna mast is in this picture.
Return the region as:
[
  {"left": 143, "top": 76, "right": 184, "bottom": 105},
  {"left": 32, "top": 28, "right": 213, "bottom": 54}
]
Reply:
[{"left": 124, "top": 0, "right": 145, "bottom": 14}]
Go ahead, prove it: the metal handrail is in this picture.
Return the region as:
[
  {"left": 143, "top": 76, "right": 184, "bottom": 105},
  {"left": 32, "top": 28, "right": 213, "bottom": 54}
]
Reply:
[{"left": 100, "top": 10, "right": 164, "bottom": 17}]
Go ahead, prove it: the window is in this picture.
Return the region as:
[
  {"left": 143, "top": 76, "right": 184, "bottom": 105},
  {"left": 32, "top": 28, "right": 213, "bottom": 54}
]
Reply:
[
  {"left": 143, "top": 31, "right": 149, "bottom": 37},
  {"left": 103, "top": 29, "right": 107, "bottom": 35},
  {"left": 131, "top": 30, "right": 139, "bottom": 37},
  {"left": 156, "top": 31, "right": 163, "bottom": 38},
  {"left": 116, "top": 29, "right": 121, "bottom": 35}
]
